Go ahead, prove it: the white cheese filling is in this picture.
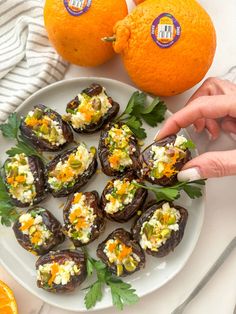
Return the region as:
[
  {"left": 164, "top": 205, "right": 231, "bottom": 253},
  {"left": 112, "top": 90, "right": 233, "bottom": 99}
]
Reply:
[
  {"left": 104, "top": 179, "right": 137, "bottom": 214},
  {"left": 19, "top": 211, "right": 52, "bottom": 246},
  {"left": 27, "top": 110, "right": 66, "bottom": 146},
  {"left": 140, "top": 202, "right": 181, "bottom": 251},
  {"left": 70, "top": 88, "right": 112, "bottom": 129},
  {"left": 48, "top": 144, "right": 94, "bottom": 190},
  {"left": 104, "top": 238, "right": 140, "bottom": 265},
  {"left": 106, "top": 124, "right": 133, "bottom": 170},
  {"left": 37, "top": 261, "right": 80, "bottom": 286},
  {"left": 67, "top": 193, "right": 97, "bottom": 244},
  {"left": 6, "top": 154, "right": 36, "bottom": 204},
  {"left": 150, "top": 135, "right": 188, "bottom": 179}
]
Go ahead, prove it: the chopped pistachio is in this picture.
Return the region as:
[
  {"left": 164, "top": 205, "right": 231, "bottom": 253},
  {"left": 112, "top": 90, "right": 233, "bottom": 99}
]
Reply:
[{"left": 116, "top": 264, "right": 123, "bottom": 276}]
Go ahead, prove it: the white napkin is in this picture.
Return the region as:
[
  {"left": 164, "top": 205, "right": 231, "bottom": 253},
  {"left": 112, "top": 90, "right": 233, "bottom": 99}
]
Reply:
[{"left": 0, "top": 0, "right": 68, "bottom": 123}]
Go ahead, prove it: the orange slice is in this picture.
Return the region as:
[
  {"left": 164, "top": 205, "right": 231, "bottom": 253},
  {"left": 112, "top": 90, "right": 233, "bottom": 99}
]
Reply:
[{"left": 0, "top": 280, "right": 18, "bottom": 314}]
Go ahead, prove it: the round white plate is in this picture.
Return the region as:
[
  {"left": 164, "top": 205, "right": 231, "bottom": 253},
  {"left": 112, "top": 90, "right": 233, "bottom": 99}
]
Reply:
[{"left": 0, "top": 77, "right": 205, "bottom": 312}]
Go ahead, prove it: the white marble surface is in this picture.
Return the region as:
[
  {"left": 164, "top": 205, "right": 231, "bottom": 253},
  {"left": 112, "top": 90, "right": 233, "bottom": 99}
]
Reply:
[{"left": 0, "top": 0, "right": 236, "bottom": 313}]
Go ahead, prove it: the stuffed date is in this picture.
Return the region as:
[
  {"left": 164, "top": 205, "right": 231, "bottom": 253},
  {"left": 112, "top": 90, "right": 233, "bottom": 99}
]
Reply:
[
  {"left": 63, "top": 191, "right": 105, "bottom": 246},
  {"left": 97, "top": 228, "right": 145, "bottom": 277},
  {"left": 3, "top": 153, "right": 46, "bottom": 207},
  {"left": 140, "top": 135, "right": 192, "bottom": 186},
  {"left": 46, "top": 144, "right": 97, "bottom": 197},
  {"left": 13, "top": 207, "right": 65, "bottom": 255},
  {"left": 101, "top": 173, "right": 147, "bottom": 223},
  {"left": 20, "top": 104, "right": 73, "bottom": 151},
  {"left": 132, "top": 201, "right": 188, "bottom": 257},
  {"left": 36, "top": 250, "right": 87, "bottom": 293},
  {"left": 98, "top": 123, "right": 140, "bottom": 176},
  {"left": 64, "top": 83, "right": 119, "bottom": 133}
]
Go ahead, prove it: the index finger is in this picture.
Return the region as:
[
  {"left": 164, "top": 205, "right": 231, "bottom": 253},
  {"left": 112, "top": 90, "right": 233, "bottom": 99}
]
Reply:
[{"left": 156, "top": 94, "right": 236, "bottom": 140}]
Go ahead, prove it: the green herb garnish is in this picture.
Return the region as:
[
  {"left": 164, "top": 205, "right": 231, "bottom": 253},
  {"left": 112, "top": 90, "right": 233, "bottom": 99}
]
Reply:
[
  {"left": 0, "top": 175, "right": 19, "bottom": 226},
  {"left": 83, "top": 249, "right": 139, "bottom": 310},
  {"left": 116, "top": 92, "right": 167, "bottom": 139},
  {"left": 181, "top": 139, "right": 196, "bottom": 150},
  {"left": 134, "top": 180, "right": 205, "bottom": 202},
  {"left": 0, "top": 113, "right": 46, "bottom": 162}
]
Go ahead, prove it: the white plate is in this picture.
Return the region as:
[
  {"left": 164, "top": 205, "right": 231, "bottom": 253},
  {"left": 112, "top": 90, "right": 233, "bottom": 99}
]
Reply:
[{"left": 0, "top": 77, "right": 205, "bottom": 312}]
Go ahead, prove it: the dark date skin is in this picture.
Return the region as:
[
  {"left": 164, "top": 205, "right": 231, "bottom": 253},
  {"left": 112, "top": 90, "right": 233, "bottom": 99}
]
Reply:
[
  {"left": 20, "top": 104, "right": 73, "bottom": 152},
  {"left": 13, "top": 207, "right": 65, "bottom": 255},
  {"left": 36, "top": 250, "right": 87, "bottom": 293},
  {"left": 140, "top": 135, "right": 191, "bottom": 186},
  {"left": 46, "top": 146, "right": 98, "bottom": 198},
  {"left": 100, "top": 172, "right": 147, "bottom": 223},
  {"left": 98, "top": 122, "right": 140, "bottom": 177},
  {"left": 66, "top": 83, "right": 120, "bottom": 134},
  {"left": 132, "top": 201, "right": 188, "bottom": 258},
  {"left": 97, "top": 228, "right": 145, "bottom": 277},
  {"left": 63, "top": 191, "right": 105, "bottom": 246},
  {"left": 3, "top": 155, "right": 46, "bottom": 208}
]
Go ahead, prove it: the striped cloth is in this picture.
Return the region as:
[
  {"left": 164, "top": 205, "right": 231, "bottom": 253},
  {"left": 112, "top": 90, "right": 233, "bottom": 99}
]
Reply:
[{"left": 0, "top": 0, "right": 68, "bottom": 123}]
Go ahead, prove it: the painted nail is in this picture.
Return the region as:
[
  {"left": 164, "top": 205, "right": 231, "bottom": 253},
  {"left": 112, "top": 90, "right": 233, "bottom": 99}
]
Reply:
[
  {"left": 230, "top": 133, "right": 236, "bottom": 141},
  {"left": 177, "top": 167, "right": 202, "bottom": 182}
]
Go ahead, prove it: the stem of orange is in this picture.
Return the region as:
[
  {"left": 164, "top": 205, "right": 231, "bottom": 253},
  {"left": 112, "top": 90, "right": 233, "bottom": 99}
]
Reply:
[{"left": 101, "top": 36, "right": 116, "bottom": 43}]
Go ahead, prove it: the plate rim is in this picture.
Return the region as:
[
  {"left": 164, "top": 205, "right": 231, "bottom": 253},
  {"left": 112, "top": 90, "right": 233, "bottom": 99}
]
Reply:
[{"left": 0, "top": 76, "right": 205, "bottom": 312}]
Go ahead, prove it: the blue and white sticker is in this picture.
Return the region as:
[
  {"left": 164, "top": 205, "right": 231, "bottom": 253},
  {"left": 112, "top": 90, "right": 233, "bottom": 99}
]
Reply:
[
  {"left": 151, "top": 13, "right": 181, "bottom": 48},
  {"left": 64, "top": 0, "right": 92, "bottom": 17}
]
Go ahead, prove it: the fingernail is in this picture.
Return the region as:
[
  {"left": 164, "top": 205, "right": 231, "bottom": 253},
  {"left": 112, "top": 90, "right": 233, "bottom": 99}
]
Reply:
[
  {"left": 154, "top": 130, "right": 160, "bottom": 140},
  {"left": 230, "top": 133, "right": 236, "bottom": 141},
  {"left": 205, "top": 129, "right": 212, "bottom": 141},
  {"left": 177, "top": 167, "right": 202, "bottom": 182}
]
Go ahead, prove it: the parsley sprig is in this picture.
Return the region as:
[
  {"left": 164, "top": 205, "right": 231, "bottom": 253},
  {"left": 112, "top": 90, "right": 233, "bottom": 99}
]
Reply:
[
  {"left": 0, "top": 113, "right": 46, "bottom": 162},
  {"left": 0, "top": 175, "right": 19, "bottom": 226},
  {"left": 83, "top": 249, "right": 139, "bottom": 310},
  {"left": 134, "top": 180, "right": 206, "bottom": 202},
  {"left": 116, "top": 92, "right": 167, "bottom": 139}
]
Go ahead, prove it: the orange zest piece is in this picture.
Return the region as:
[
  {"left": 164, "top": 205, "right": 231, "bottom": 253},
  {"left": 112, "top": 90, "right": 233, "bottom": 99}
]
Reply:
[
  {"left": 118, "top": 245, "right": 132, "bottom": 261},
  {"left": 79, "top": 106, "right": 94, "bottom": 122},
  {"left": 115, "top": 129, "right": 123, "bottom": 136},
  {"left": 57, "top": 167, "right": 74, "bottom": 182},
  {"left": 0, "top": 280, "right": 18, "bottom": 314},
  {"left": 25, "top": 116, "right": 50, "bottom": 128},
  {"left": 162, "top": 150, "right": 180, "bottom": 178},
  {"left": 84, "top": 112, "right": 93, "bottom": 122},
  {"left": 31, "top": 230, "right": 42, "bottom": 245},
  {"left": 69, "top": 207, "right": 82, "bottom": 223},
  {"left": 76, "top": 217, "right": 88, "bottom": 229},
  {"left": 108, "top": 239, "right": 132, "bottom": 261},
  {"left": 6, "top": 177, "right": 14, "bottom": 185},
  {"left": 72, "top": 193, "right": 82, "bottom": 205},
  {"left": 41, "top": 118, "right": 50, "bottom": 126},
  {"left": 116, "top": 181, "right": 129, "bottom": 195},
  {"left": 108, "top": 154, "right": 120, "bottom": 167},
  {"left": 15, "top": 175, "right": 26, "bottom": 183},
  {"left": 108, "top": 242, "right": 117, "bottom": 252},
  {"left": 20, "top": 218, "right": 34, "bottom": 232},
  {"left": 48, "top": 263, "right": 59, "bottom": 286},
  {"left": 25, "top": 117, "right": 39, "bottom": 127},
  {"left": 109, "top": 196, "right": 116, "bottom": 204}
]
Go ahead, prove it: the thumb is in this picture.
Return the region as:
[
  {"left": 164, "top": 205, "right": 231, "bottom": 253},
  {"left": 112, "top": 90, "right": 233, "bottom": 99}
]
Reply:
[{"left": 177, "top": 150, "right": 236, "bottom": 181}]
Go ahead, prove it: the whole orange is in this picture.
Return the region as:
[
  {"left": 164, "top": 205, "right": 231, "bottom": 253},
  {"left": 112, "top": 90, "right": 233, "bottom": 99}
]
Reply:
[
  {"left": 44, "top": 0, "right": 128, "bottom": 67},
  {"left": 112, "top": 0, "right": 216, "bottom": 96}
]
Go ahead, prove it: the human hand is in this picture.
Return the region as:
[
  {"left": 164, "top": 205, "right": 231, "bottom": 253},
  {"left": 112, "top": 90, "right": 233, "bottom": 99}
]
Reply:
[{"left": 155, "top": 77, "right": 236, "bottom": 180}]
